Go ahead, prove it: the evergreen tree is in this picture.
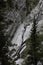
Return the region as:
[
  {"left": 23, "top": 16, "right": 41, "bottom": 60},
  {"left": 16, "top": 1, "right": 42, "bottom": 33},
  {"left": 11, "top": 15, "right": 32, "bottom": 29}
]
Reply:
[
  {"left": 28, "top": 17, "right": 41, "bottom": 65},
  {"left": 22, "top": 16, "right": 42, "bottom": 65},
  {"left": 29, "top": 16, "right": 40, "bottom": 65}
]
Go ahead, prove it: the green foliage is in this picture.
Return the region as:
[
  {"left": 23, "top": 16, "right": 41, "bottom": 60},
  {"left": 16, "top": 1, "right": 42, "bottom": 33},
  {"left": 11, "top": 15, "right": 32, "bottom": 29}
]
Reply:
[
  {"left": 22, "top": 16, "right": 43, "bottom": 65},
  {"left": 39, "top": 34, "right": 43, "bottom": 41}
]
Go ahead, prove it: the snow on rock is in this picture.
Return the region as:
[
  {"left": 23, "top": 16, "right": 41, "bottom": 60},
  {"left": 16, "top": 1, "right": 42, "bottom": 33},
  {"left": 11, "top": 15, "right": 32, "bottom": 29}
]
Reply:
[
  {"left": 23, "top": 23, "right": 33, "bottom": 41},
  {"left": 11, "top": 22, "right": 33, "bottom": 46},
  {"left": 11, "top": 0, "right": 43, "bottom": 48},
  {"left": 11, "top": 24, "right": 25, "bottom": 46},
  {"left": 37, "top": 20, "right": 43, "bottom": 34},
  {"left": 41, "top": 42, "right": 43, "bottom": 45},
  {"left": 15, "top": 58, "right": 24, "bottom": 65},
  {"left": 23, "top": 0, "right": 43, "bottom": 24},
  {"left": 37, "top": 61, "right": 42, "bottom": 65},
  {"left": 12, "top": 19, "right": 43, "bottom": 46},
  {"left": 20, "top": 45, "right": 26, "bottom": 54}
]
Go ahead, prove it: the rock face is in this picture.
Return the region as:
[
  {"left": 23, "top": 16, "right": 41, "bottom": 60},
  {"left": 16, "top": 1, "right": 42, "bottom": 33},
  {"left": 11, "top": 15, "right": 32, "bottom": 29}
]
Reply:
[
  {"left": 2, "top": 0, "right": 43, "bottom": 65},
  {"left": 11, "top": 0, "right": 43, "bottom": 47}
]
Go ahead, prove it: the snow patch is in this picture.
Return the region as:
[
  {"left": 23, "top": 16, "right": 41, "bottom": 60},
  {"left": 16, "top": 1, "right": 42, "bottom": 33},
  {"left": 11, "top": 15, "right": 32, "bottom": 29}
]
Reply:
[{"left": 15, "top": 58, "right": 24, "bottom": 65}]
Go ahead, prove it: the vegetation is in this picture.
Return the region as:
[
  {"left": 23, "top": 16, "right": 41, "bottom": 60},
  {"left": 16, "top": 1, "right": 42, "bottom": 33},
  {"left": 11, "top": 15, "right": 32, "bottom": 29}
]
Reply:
[
  {"left": 22, "top": 16, "right": 43, "bottom": 65},
  {"left": 0, "top": 0, "right": 16, "bottom": 65}
]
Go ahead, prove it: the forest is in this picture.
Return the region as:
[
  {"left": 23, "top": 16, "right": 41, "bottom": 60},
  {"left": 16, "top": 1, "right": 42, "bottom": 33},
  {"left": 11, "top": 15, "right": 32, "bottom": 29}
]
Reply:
[{"left": 0, "top": 0, "right": 43, "bottom": 65}]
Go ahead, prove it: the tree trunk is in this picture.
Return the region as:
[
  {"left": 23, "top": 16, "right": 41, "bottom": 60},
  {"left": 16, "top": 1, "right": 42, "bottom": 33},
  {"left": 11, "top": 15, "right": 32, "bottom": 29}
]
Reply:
[{"left": 34, "top": 58, "right": 37, "bottom": 65}]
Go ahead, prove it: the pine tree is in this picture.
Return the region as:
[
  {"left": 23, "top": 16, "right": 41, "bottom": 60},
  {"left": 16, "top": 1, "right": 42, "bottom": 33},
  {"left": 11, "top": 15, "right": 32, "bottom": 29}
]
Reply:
[
  {"left": 22, "top": 16, "right": 42, "bottom": 65},
  {"left": 28, "top": 16, "right": 41, "bottom": 65}
]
